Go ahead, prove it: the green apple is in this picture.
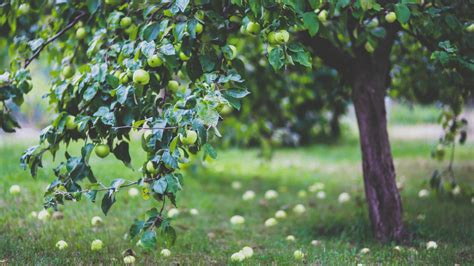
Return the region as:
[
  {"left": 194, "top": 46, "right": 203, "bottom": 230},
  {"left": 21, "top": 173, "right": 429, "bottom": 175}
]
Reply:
[
  {"left": 65, "top": 115, "right": 77, "bottom": 130},
  {"left": 167, "top": 80, "right": 179, "bottom": 92},
  {"left": 18, "top": 3, "right": 30, "bottom": 15},
  {"left": 267, "top": 32, "right": 278, "bottom": 45},
  {"left": 466, "top": 24, "right": 474, "bottom": 33},
  {"left": 133, "top": 69, "right": 150, "bottom": 85},
  {"left": 195, "top": 23, "right": 203, "bottom": 34},
  {"left": 119, "top": 73, "right": 129, "bottom": 84},
  {"left": 105, "top": 0, "right": 121, "bottom": 5},
  {"left": 76, "top": 27, "right": 86, "bottom": 40},
  {"left": 180, "top": 130, "right": 198, "bottom": 145},
  {"left": 147, "top": 54, "right": 163, "bottom": 68},
  {"left": 146, "top": 160, "right": 158, "bottom": 174},
  {"left": 224, "top": 45, "right": 237, "bottom": 60},
  {"left": 229, "top": 15, "right": 241, "bottom": 23},
  {"left": 120, "top": 16, "right": 132, "bottom": 28},
  {"left": 364, "top": 42, "right": 375, "bottom": 53},
  {"left": 114, "top": 70, "right": 123, "bottom": 79},
  {"left": 63, "top": 66, "right": 75, "bottom": 79},
  {"left": 385, "top": 12, "right": 397, "bottom": 23},
  {"left": 367, "top": 18, "right": 379, "bottom": 28},
  {"left": 95, "top": 144, "right": 110, "bottom": 158},
  {"left": 179, "top": 51, "right": 191, "bottom": 61},
  {"left": 274, "top": 30, "right": 289, "bottom": 44},
  {"left": 246, "top": 22, "right": 261, "bottom": 35},
  {"left": 318, "top": 10, "right": 328, "bottom": 23}
]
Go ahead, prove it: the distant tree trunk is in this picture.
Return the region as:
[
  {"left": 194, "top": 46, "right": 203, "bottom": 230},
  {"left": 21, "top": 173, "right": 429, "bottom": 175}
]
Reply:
[
  {"left": 351, "top": 51, "right": 405, "bottom": 242},
  {"left": 329, "top": 106, "right": 341, "bottom": 138}
]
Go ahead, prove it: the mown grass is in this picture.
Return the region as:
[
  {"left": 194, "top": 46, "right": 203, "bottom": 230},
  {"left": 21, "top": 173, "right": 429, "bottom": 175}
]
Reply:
[{"left": 0, "top": 136, "right": 473, "bottom": 265}]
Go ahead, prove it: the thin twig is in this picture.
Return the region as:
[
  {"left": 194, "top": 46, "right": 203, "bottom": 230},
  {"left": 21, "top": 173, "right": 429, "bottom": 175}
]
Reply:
[
  {"left": 24, "top": 11, "right": 87, "bottom": 68},
  {"left": 112, "top": 125, "right": 178, "bottom": 130}
]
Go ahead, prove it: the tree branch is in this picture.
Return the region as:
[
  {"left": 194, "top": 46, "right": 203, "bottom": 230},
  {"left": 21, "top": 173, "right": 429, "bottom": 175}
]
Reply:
[
  {"left": 297, "top": 31, "right": 353, "bottom": 75},
  {"left": 24, "top": 11, "right": 87, "bottom": 68}
]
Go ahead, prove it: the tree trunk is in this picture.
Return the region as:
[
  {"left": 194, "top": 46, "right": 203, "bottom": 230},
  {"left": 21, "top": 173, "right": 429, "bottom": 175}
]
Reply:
[
  {"left": 329, "top": 107, "right": 341, "bottom": 139},
  {"left": 351, "top": 59, "right": 405, "bottom": 242}
]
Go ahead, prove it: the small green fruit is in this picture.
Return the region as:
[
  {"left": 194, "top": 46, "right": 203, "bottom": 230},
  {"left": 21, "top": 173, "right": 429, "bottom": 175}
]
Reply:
[
  {"left": 364, "top": 42, "right": 375, "bottom": 53},
  {"left": 146, "top": 160, "right": 158, "bottom": 174},
  {"left": 466, "top": 24, "right": 474, "bottom": 33},
  {"left": 229, "top": 15, "right": 241, "bottom": 23},
  {"left": 119, "top": 73, "right": 129, "bottom": 84},
  {"left": 76, "top": 27, "right": 86, "bottom": 40},
  {"left": 274, "top": 30, "right": 290, "bottom": 44},
  {"left": 63, "top": 66, "right": 75, "bottom": 79},
  {"left": 133, "top": 69, "right": 150, "bottom": 85},
  {"left": 179, "top": 51, "right": 191, "bottom": 61},
  {"left": 147, "top": 55, "right": 163, "bottom": 68},
  {"left": 18, "top": 3, "right": 30, "bottom": 15},
  {"left": 95, "top": 144, "right": 110, "bottom": 158},
  {"left": 120, "top": 17, "right": 132, "bottom": 28},
  {"left": 65, "top": 115, "right": 77, "bottom": 130},
  {"left": 195, "top": 23, "right": 203, "bottom": 34},
  {"left": 318, "top": 10, "right": 328, "bottom": 23},
  {"left": 367, "top": 18, "right": 379, "bottom": 28},
  {"left": 180, "top": 130, "right": 198, "bottom": 145},
  {"left": 224, "top": 45, "right": 237, "bottom": 60},
  {"left": 105, "top": 0, "right": 121, "bottom": 5},
  {"left": 246, "top": 22, "right": 261, "bottom": 35},
  {"left": 385, "top": 12, "right": 397, "bottom": 23},
  {"left": 167, "top": 80, "right": 179, "bottom": 92},
  {"left": 267, "top": 32, "right": 278, "bottom": 45}
]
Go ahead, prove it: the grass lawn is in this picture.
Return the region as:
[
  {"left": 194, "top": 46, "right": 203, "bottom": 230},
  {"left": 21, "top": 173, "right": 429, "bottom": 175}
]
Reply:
[{"left": 0, "top": 136, "right": 473, "bottom": 265}]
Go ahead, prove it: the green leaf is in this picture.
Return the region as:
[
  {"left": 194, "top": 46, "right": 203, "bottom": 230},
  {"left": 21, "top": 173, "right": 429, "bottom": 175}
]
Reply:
[
  {"left": 203, "top": 143, "right": 217, "bottom": 159},
  {"left": 113, "top": 141, "right": 132, "bottom": 168},
  {"left": 223, "top": 88, "right": 250, "bottom": 99},
  {"left": 142, "top": 23, "right": 161, "bottom": 41},
  {"left": 101, "top": 190, "right": 116, "bottom": 215},
  {"left": 302, "top": 12, "right": 320, "bottom": 37},
  {"left": 162, "top": 225, "right": 177, "bottom": 247},
  {"left": 395, "top": 4, "right": 410, "bottom": 24},
  {"left": 140, "top": 230, "right": 157, "bottom": 249},
  {"left": 268, "top": 47, "right": 285, "bottom": 70},
  {"left": 129, "top": 219, "right": 145, "bottom": 239},
  {"left": 87, "top": 0, "right": 100, "bottom": 13}
]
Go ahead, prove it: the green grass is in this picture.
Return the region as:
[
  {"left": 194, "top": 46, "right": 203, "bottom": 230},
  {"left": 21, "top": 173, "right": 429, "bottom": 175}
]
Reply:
[
  {"left": 388, "top": 102, "right": 440, "bottom": 125},
  {"left": 1, "top": 136, "right": 473, "bottom": 265}
]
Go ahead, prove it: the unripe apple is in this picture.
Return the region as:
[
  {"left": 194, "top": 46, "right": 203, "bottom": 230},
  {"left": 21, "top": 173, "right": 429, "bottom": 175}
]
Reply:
[
  {"left": 179, "top": 51, "right": 191, "bottom": 61},
  {"left": 18, "top": 3, "right": 30, "bottom": 15},
  {"left": 318, "top": 10, "right": 328, "bottom": 23},
  {"left": 385, "top": 12, "right": 397, "bottom": 23},
  {"left": 267, "top": 31, "right": 278, "bottom": 45},
  {"left": 120, "top": 16, "right": 132, "bottom": 28},
  {"left": 76, "top": 27, "right": 86, "bottom": 40},
  {"left": 105, "top": 0, "right": 121, "bottom": 5},
  {"left": 224, "top": 45, "right": 237, "bottom": 60},
  {"left": 364, "top": 42, "right": 375, "bottom": 53},
  {"left": 91, "top": 239, "right": 103, "bottom": 251},
  {"left": 274, "top": 30, "right": 290, "bottom": 44},
  {"left": 167, "top": 80, "right": 179, "bottom": 92},
  {"left": 65, "top": 115, "right": 77, "bottom": 130},
  {"left": 133, "top": 69, "right": 150, "bottom": 85},
  {"left": 229, "top": 15, "right": 241, "bottom": 23},
  {"left": 114, "top": 70, "right": 123, "bottom": 79},
  {"left": 367, "top": 18, "right": 379, "bottom": 28},
  {"left": 62, "top": 65, "right": 75, "bottom": 79},
  {"left": 180, "top": 130, "right": 198, "bottom": 145},
  {"left": 146, "top": 160, "right": 158, "bottom": 174},
  {"left": 147, "top": 54, "right": 163, "bottom": 68},
  {"left": 466, "top": 24, "right": 474, "bottom": 33},
  {"left": 95, "top": 144, "right": 110, "bottom": 158},
  {"left": 195, "top": 23, "right": 203, "bottom": 34},
  {"left": 119, "top": 73, "right": 129, "bottom": 84},
  {"left": 246, "top": 22, "right": 261, "bottom": 35}
]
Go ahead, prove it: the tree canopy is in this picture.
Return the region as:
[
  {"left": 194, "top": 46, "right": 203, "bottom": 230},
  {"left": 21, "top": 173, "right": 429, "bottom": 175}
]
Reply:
[{"left": 1, "top": 0, "right": 473, "bottom": 246}]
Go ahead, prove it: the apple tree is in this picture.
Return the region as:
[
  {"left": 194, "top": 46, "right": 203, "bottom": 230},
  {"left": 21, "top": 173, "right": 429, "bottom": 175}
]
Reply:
[{"left": 1, "top": 0, "right": 473, "bottom": 245}]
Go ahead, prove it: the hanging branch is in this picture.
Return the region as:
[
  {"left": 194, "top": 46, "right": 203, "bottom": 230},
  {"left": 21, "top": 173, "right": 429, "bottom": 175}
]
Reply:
[{"left": 24, "top": 11, "right": 87, "bottom": 68}]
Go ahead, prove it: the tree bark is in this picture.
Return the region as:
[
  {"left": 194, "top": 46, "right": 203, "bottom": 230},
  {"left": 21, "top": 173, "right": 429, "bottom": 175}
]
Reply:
[{"left": 351, "top": 57, "right": 405, "bottom": 242}]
